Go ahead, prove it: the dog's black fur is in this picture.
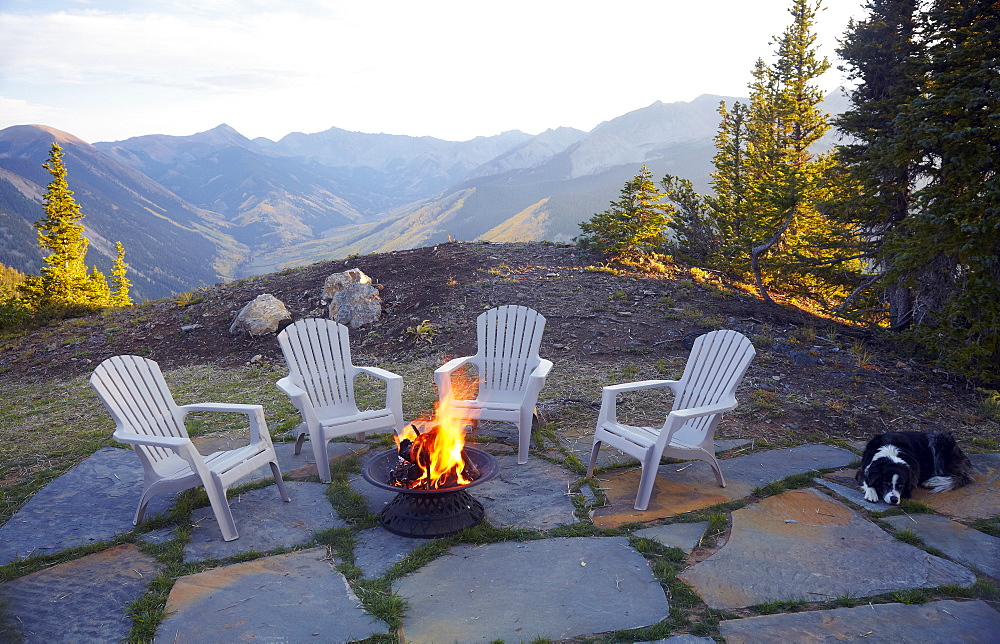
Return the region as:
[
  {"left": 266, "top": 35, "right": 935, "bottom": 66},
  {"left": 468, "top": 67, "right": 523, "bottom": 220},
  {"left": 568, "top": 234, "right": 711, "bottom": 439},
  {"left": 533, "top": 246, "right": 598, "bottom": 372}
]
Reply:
[{"left": 855, "top": 431, "right": 973, "bottom": 505}]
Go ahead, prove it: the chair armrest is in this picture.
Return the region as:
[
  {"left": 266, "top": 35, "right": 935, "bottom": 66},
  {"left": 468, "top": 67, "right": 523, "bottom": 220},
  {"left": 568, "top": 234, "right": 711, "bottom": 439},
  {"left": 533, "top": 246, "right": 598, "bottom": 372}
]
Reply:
[
  {"left": 668, "top": 397, "right": 737, "bottom": 421},
  {"left": 179, "top": 402, "right": 263, "bottom": 414},
  {"left": 276, "top": 376, "right": 306, "bottom": 398},
  {"left": 603, "top": 379, "right": 678, "bottom": 395},
  {"left": 113, "top": 430, "right": 190, "bottom": 449},
  {"left": 530, "top": 359, "right": 554, "bottom": 379},
  {"left": 434, "top": 356, "right": 475, "bottom": 398},
  {"left": 177, "top": 403, "right": 271, "bottom": 445},
  {"left": 356, "top": 366, "right": 402, "bottom": 383},
  {"left": 598, "top": 379, "right": 679, "bottom": 427}
]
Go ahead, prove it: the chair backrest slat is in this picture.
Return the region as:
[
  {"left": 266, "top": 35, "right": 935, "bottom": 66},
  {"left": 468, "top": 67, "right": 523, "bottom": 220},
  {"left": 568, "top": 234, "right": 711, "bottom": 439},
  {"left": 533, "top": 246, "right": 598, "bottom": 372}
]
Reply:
[
  {"left": 479, "top": 305, "right": 545, "bottom": 393},
  {"left": 673, "top": 330, "right": 755, "bottom": 433},
  {"left": 278, "top": 319, "right": 356, "bottom": 409},
  {"left": 91, "top": 355, "right": 187, "bottom": 464}
]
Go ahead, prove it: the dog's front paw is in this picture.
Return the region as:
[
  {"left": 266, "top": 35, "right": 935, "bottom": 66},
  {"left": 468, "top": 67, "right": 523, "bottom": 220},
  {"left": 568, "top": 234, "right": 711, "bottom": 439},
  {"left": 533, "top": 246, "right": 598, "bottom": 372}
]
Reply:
[{"left": 861, "top": 482, "right": 878, "bottom": 502}]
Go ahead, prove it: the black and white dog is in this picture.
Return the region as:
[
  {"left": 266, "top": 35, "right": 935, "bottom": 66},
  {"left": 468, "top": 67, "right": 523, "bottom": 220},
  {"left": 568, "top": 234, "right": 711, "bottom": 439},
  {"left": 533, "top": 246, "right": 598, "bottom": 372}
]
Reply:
[{"left": 856, "top": 431, "right": 974, "bottom": 505}]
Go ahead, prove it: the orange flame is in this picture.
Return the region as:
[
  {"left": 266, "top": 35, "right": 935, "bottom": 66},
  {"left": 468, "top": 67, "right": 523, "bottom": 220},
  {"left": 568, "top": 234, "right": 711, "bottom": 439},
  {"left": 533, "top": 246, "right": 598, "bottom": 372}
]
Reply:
[{"left": 393, "top": 371, "right": 476, "bottom": 489}]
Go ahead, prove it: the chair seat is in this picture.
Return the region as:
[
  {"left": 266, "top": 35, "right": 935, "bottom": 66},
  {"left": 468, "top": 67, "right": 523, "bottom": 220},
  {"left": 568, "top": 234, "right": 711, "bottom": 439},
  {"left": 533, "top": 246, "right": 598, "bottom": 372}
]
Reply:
[{"left": 319, "top": 407, "right": 395, "bottom": 428}]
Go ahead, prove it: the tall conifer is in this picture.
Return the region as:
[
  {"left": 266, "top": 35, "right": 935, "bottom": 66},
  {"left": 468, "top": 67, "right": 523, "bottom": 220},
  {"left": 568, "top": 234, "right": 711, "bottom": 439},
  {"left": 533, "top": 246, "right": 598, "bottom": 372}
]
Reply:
[{"left": 835, "top": 0, "right": 923, "bottom": 329}]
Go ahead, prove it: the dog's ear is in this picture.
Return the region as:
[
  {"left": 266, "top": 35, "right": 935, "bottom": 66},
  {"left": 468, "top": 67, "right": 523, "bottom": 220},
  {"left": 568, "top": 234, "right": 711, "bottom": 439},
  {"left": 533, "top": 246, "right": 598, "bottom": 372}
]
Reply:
[{"left": 855, "top": 466, "right": 865, "bottom": 484}]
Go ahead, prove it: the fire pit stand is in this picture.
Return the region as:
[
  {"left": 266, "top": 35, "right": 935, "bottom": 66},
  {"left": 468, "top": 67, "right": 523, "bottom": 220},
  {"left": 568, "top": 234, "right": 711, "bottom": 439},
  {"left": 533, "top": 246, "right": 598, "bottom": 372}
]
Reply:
[{"left": 361, "top": 447, "right": 499, "bottom": 538}]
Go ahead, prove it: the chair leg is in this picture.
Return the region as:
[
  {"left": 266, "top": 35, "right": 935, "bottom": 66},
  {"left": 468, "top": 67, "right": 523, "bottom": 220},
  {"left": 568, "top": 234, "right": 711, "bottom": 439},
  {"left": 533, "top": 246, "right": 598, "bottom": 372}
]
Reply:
[
  {"left": 707, "top": 455, "right": 727, "bottom": 488},
  {"left": 270, "top": 461, "right": 291, "bottom": 502},
  {"left": 516, "top": 407, "right": 535, "bottom": 465},
  {"left": 586, "top": 441, "right": 601, "bottom": 478},
  {"left": 294, "top": 423, "right": 307, "bottom": 455},
  {"left": 634, "top": 454, "right": 661, "bottom": 511},
  {"left": 204, "top": 482, "right": 239, "bottom": 541},
  {"left": 312, "top": 436, "right": 331, "bottom": 483}
]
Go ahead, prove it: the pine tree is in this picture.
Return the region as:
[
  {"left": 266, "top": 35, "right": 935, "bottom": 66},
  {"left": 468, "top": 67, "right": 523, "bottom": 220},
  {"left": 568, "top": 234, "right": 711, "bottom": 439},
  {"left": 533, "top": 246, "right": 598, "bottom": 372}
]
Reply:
[
  {"left": 706, "top": 100, "right": 751, "bottom": 271},
  {"left": 110, "top": 241, "right": 133, "bottom": 306},
  {"left": 739, "top": 0, "right": 859, "bottom": 307},
  {"left": 889, "top": 0, "right": 1000, "bottom": 381},
  {"left": 576, "top": 166, "right": 673, "bottom": 265},
  {"left": 835, "top": 0, "right": 923, "bottom": 329},
  {"left": 18, "top": 142, "right": 130, "bottom": 313},
  {"left": 20, "top": 143, "right": 95, "bottom": 307}
]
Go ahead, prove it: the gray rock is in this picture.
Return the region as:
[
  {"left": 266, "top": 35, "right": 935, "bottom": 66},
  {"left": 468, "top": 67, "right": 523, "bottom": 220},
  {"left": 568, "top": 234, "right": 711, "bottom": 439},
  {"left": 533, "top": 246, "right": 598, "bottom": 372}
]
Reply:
[
  {"left": 183, "top": 481, "right": 344, "bottom": 561},
  {"left": 680, "top": 488, "right": 975, "bottom": 609},
  {"left": 156, "top": 548, "right": 388, "bottom": 643},
  {"left": 0, "top": 544, "right": 162, "bottom": 643},
  {"left": 885, "top": 513, "right": 1000, "bottom": 579},
  {"left": 352, "top": 527, "right": 428, "bottom": 578},
  {"left": 719, "top": 600, "right": 1000, "bottom": 643},
  {"left": 329, "top": 282, "right": 381, "bottom": 327},
  {"left": 634, "top": 522, "right": 710, "bottom": 554},
  {"left": 393, "top": 537, "right": 669, "bottom": 643},
  {"left": 321, "top": 267, "right": 371, "bottom": 300},
  {"left": 228, "top": 293, "right": 291, "bottom": 335},
  {"left": 0, "top": 447, "right": 173, "bottom": 563}
]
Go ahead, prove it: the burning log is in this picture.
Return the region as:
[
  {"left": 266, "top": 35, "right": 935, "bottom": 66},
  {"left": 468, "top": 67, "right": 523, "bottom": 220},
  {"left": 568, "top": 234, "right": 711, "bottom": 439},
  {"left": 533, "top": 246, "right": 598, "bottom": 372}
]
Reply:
[{"left": 388, "top": 423, "right": 480, "bottom": 489}]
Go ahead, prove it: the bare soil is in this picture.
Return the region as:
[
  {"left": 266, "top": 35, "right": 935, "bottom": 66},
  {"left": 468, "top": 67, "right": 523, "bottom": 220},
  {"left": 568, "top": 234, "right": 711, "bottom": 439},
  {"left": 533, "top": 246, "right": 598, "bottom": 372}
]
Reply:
[{"left": 2, "top": 241, "right": 997, "bottom": 449}]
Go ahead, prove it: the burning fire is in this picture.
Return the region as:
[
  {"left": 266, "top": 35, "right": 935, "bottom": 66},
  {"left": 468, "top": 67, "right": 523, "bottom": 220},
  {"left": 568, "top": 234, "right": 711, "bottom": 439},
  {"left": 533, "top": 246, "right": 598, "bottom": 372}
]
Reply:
[{"left": 390, "top": 376, "right": 478, "bottom": 489}]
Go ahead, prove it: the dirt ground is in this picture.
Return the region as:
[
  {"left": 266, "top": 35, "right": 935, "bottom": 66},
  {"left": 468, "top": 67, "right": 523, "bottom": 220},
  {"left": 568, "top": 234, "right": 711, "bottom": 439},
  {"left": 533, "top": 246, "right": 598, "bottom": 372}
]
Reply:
[{"left": 2, "top": 241, "right": 997, "bottom": 449}]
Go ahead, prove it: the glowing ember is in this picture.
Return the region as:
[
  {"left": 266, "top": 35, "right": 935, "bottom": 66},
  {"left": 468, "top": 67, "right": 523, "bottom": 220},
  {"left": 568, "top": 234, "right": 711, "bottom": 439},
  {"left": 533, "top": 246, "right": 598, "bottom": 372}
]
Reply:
[{"left": 390, "top": 374, "right": 478, "bottom": 489}]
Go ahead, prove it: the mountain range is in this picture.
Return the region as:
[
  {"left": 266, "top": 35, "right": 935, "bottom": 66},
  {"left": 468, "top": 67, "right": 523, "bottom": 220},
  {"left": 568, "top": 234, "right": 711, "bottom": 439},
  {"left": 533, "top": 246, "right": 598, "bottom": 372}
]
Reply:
[{"left": 1, "top": 93, "right": 842, "bottom": 299}]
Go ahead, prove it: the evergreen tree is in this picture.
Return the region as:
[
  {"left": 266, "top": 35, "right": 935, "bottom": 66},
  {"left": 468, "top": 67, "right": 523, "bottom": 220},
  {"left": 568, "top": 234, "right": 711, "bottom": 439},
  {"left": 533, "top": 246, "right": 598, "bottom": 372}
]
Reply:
[
  {"left": 110, "top": 241, "right": 133, "bottom": 306},
  {"left": 740, "top": 0, "right": 859, "bottom": 307},
  {"left": 661, "top": 174, "right": 717, "bottom": 263},
  {"left": 18, "top": 143, "right": 130, "bottom": 313},
  {"left": 576, "top": 166, "right": 673, "bottom": 264},
  {"left": 890, "top": 0, "right": 1000, "bottom": 381},
  {"left": 20, "top": 143, "right": 96, "bottom": 307},
  {"left": 706, "top": 100, "right": 751, "bottom": 270},
  {"left": 835, "top": 0, "right": 924, "bottom": 329}
]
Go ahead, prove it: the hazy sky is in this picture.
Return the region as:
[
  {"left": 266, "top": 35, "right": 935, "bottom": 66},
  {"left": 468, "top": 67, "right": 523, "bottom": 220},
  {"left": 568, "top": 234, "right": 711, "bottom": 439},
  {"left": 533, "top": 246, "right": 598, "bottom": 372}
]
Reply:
[{"left": 0, "top": 0, "right": 867, "bottom": 143}]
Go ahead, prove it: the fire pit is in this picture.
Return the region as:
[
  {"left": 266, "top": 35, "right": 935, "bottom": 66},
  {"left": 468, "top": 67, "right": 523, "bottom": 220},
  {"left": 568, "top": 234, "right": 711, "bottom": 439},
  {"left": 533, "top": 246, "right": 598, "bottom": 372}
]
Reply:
[{"left": 362, "top": 446, "right": 498, "bottom": 538}]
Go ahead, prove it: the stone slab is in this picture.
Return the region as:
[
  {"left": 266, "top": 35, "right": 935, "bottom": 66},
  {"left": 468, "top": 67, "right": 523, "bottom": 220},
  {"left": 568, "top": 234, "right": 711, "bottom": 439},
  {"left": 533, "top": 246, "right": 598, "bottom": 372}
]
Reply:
[
  {"left": 393, "top": 537, "right": 669, "bottom": 643},
  {"left": 909, "top": 453, "right": 1000, "bottom": 520},
  {"left": 816, "top": 474, "right": 884, "bottom": 511},
  {"left": 633, "top": 522, "right": 709, "bottom": 554},
  {"left": 885, "top": 514, "right": 1000, "bottom": 579},
  {"left": 0, "top": 543, "right": 162, "bottom": 643},
  {"left": 719, "top": 599, "right": 1000, "bottom": 643},
  {"left": 183, "top": 481, "right": 344, "bottom": 561},
  {"left": 680, "top": 488, "right": 975, "bottom": 609},
  {"left": 593, "top": 444, "right": 854, "bottom": 528},
  {"left": 156, "top": 547, "right": 387, "bottom": 643},
  {"left": 646, "top": 637, "right": 716, "bottom": 644},
  {"left": 479, "top": 454, "right": 579, "bottom": 530},
  {"left": 0, "top": 447, "right": 172, "bottom": 563},
  {"left": 352, "top": 527, "right": 428, "bottom": 578}
]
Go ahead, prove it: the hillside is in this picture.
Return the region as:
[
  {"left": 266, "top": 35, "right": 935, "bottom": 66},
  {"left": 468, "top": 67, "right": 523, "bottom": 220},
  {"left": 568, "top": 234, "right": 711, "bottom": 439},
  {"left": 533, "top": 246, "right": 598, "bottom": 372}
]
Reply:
[
  {"left": 2, "top": 95, "right": 756, "bottom": 296},
  {"left": 2, "top": 241, "right": 996, "bottom": 452}
]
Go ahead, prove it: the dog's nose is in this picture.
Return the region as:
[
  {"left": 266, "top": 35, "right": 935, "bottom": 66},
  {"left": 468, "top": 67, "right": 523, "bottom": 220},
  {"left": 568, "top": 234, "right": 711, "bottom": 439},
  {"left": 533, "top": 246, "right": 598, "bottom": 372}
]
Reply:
[{"left": 887, "top": 495, "right": 900, "bottom": 505}]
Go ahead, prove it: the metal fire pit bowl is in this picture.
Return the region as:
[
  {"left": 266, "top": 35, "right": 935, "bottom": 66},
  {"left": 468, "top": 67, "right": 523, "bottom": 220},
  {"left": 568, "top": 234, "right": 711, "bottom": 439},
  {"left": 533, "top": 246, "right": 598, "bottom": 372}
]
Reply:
[{"left": 361, "top": 447, "right": 499, "bottom": 538}]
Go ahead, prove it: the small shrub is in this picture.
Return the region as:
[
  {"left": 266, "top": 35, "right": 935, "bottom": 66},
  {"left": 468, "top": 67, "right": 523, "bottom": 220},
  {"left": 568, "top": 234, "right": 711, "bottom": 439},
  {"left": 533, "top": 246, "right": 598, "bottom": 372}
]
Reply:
[{"left": 405, "top": 320, "right": 438, "bottom": 343}]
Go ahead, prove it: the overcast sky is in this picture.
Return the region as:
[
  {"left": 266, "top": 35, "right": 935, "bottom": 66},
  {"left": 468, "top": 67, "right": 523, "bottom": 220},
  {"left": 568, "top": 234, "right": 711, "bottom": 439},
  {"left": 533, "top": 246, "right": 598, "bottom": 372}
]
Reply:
[{"left": 0, "top": 0, "right": 867, "bottom": 144}]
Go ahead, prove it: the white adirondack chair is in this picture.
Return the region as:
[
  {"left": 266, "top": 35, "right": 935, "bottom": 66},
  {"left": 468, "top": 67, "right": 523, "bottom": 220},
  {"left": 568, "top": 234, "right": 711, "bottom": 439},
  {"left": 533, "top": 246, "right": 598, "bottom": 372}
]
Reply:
[
  {"left": 277, "top": 318, "right": 404, "bottom": 483},
  {"left": 90, "top": 355, "right": 290, "bottom": 542},
  {"left": 434, "top": 305, "right": 553, "bottom": 464},
  {"left": 586, "top": 329, "right": 756, "bottom": 510}
]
